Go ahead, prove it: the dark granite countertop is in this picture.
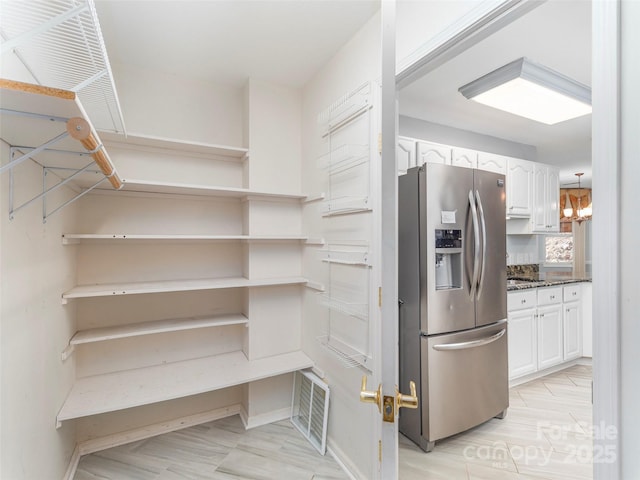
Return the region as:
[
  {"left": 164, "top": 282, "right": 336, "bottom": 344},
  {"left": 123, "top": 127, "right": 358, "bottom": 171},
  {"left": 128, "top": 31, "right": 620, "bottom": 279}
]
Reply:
[{"left": 506, "top": 272, "right": 592, "bottom": 291}]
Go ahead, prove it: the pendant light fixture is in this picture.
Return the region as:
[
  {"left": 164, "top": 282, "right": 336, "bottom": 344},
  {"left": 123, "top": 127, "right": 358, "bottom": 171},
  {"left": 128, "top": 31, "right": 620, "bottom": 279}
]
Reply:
[
  {"left": 561, "top": 173, "right": 592, "bottom": 224},
  {"left": 458, "top": 57, "right": 592, "bottom": 125}
]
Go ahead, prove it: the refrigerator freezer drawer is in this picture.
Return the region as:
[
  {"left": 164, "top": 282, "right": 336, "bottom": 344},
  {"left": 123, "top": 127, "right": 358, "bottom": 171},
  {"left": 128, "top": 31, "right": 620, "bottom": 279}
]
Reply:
[{"left": 422, "top": 321, "right": 508, "bottom": 444}]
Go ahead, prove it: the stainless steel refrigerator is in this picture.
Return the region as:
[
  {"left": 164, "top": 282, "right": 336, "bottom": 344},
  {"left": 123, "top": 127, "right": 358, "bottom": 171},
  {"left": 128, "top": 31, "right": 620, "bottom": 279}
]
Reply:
[{"left": 399, "top": 163, "right": 508, "bottom": 452}]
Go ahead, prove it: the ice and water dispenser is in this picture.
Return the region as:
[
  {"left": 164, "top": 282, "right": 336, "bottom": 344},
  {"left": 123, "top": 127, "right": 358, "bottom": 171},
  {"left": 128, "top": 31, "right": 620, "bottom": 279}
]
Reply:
[{"left": 434, "top": 229, "right": 462, "bottom": 290}]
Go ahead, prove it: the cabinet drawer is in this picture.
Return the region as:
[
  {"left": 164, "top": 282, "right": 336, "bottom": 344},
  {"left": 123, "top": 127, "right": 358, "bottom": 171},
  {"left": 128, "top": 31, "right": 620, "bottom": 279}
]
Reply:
[
  {"left": 508, "top": 290, "right": 537, "bottom": 311},
  {"left": 563, "top": 284, "right": 582, "bottom": 302},
  {"left": 537, "top": 287, "right": 562, "bottom": 305}
]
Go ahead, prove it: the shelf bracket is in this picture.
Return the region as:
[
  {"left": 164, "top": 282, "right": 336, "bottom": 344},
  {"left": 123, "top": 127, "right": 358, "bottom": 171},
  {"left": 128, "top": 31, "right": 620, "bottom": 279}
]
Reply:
[
  {"left": 1, "top": 131, "right": 69, "bottom": 175},
  {"left": 42, "top": 169, "right": 107, "bottom": 223}
]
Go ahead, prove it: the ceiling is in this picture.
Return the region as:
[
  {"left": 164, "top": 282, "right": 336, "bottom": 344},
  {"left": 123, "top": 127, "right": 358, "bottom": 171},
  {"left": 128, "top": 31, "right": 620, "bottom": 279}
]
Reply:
[
  {"left": 94, "top": 0, "right": 379, "bottom": 89},
  {"left": 399, "top": 0, "right": 592, "bottom": 187},
  {"left": 94, "top": 0, "right": 591, "bottom": 186}
]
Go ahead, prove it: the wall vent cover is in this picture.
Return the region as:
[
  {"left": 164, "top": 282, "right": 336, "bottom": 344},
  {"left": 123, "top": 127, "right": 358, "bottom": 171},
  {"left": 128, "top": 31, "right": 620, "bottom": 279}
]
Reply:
[{"left": 290, "top": 370, "right": 330, "bottom": 455}]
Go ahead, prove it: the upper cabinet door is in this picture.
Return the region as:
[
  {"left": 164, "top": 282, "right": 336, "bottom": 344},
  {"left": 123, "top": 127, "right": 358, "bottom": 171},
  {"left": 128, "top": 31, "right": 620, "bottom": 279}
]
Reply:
[
  {"left": 451, "top": 147, "right": 478, "bottom": 169},
  {"left": 416, "top": 140, "right": 451, "bottom": 166},
  {"left": 532, "top": 163, "right": 548, "bottom": 231},
  {"left": 477, "top": 152, "right": 507, "bottom": 175},
  {"left": 398, "top": 136, "right": 416, "bottom": 175},
  {"left": 532, "top": 163, "right": 560, "bottom": 233},
  {"left": 506, "top": 158, "right": 534, "bottom": 217},
  {"left": 546, "top": 166, "right": 560, "bottom": 232}
]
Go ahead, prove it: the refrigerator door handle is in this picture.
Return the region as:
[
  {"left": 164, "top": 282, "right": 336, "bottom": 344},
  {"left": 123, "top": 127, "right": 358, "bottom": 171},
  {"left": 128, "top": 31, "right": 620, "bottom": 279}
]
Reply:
[
  {"left": 475, "top": 189, "right": 487, "bottom": 298},
  {"left": 468, "top": 190, "right": 480, "bottom": 299},
  {"left": 432, "top": 328, "right": 506, "bottom": 351}
]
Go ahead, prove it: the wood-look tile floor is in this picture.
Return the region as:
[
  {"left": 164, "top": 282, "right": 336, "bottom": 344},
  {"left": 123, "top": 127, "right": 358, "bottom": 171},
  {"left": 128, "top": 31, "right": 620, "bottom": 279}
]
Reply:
[
  {"left": 400, "top": 363, "right": 593, "bottom": 480},
  {"left": 74, "top": 415, "right": 349, "bottom": 480},
  {"left": 75, "top": 364, "right": 592, "bottom": 480}
]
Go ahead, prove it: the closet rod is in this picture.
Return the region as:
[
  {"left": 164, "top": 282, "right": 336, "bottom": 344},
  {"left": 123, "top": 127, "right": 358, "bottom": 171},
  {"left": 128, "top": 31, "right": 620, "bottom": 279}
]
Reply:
[{"left": 66, "top": 117, "right": 122, "bottom": 189}]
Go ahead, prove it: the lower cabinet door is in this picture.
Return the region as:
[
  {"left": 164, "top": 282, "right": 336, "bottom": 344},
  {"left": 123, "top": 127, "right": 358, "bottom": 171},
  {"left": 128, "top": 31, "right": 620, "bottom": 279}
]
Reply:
[
  {"left": 537, "top": 304, "right": 563, "bottom": 370},
  {"left": 508, "top": 308, "right": 537, "bottom": 379},
  {"left": 563, "top": 301, "right": 582, "bottom": 360}
]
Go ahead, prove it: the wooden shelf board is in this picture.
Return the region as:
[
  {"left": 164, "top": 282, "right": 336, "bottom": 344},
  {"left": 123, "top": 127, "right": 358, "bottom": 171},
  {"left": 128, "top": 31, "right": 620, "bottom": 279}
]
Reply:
[
  {"left": 70, "top": 314, "right": 248, "bottom": 345},
  {"left": 99, "top": 131, "right": 248, "bottom": 159},
  {"left": 57, "top": 350, "right": 314, "bottom": 422},
  {"left": 109, "top": 179, "right": 306, "bottom": 200},
  {"left": 0, "top": 80, "right": 89, "bottom": 155},
  {"left": 62, "top": 276, "right": 308, "bottom": 299},
  {"left": 62, "top": 234, "right": 309, "bottom": 244}
]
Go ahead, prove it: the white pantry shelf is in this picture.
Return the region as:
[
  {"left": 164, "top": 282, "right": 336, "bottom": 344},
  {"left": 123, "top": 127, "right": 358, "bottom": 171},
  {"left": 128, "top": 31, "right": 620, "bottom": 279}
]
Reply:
[
  {"left": 62, "top": 234, "right": 309, "bottom": 244},
  {"left": 112, "top": 178, "right": 306, "bottom": 201},
  {"left": 62, "top": 276, "right": 308, "bottom": 301},
  {"left": 56, "top": 350, "right": 314, "bottom": 423},
  {"left": 71, "top": 314, "right": 248, "bottom": 346},
  {"left": 100, "top": 131, "right": 248, "bottom": 160}
]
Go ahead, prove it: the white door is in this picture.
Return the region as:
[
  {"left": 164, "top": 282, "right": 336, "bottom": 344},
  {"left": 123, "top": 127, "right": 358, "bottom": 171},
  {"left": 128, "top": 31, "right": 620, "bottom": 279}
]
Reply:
[
  {"left": 546, "top": 166, "right": 560, "bottom": 232},
  {"left": 563, "top": 301, "right": 582, "bottom": 360},
  {"left": 537, "top": 304, "right": 563, "bottom": 369},
  {"left": 532, "top": 164, "right": 548, "bottom": 231},
  {"left": 397, "top": 137, "right": 416, "bottom": 175},
  {"left": 416, "top": 140, "right": 450, "bottom": 166},
  {"left": 451, "top": 147, "right": 478, "bottom": 169},
  {"left": 478, "top": 151, "right": 507, "bottom": 175},
  {"left": 506, "top": 158, "right": 533, "bottom": 217},
  {"left": 508, "top": 308, "right": 538, "bottom": 378}
]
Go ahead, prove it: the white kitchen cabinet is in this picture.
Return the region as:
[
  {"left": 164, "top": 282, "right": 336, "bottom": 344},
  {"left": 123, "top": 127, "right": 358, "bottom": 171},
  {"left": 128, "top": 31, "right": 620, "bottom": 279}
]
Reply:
[
  {"left": 536, "top": 286, "right": 563, "bottom": 370},
  {"left": 506, "top": 158, "right": 534, "bottom": 217},
  {"left": 581, "top": 282, "right": 592, "bottom": 357},
  {"left": 416, "top": 140, "right": 451, "bottom": 166},
  {"left": 507, "top": 304, "right": 538, "bottom": 378},
  {"left": 398, "top": 136, "right": 417, "bottom": 175},
  {"left": 563, "top": 284, "right": 582, "bottom": 361},
  {"left": 563, "top": 301, "right": 582, "bottom": 361},
  {"left": 508, "top": 284, "right": 586, "bottom": 381},
  {"left": 537, "top": 303, "right": 563, "bottom": 370},
  {"left": 532, "top": 163, "right": 560, "bottom": 232},
  {"left": 451, "top": 147, "right": 477, "bottom": 169},
  {"left": 477, "top": 151, "right": 507, "bottom": 175}
]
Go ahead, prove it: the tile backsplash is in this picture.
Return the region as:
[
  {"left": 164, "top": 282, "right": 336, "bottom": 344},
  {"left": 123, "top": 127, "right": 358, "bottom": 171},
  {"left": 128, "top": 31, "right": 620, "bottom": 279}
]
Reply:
[{"left": 507, "top": 264, "right": 539, "bottom": 277}]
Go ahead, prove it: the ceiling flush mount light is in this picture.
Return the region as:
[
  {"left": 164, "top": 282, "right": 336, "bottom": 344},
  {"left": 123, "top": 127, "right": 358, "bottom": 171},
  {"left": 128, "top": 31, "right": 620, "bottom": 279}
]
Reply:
[{"left": 458, "top": 57, "right": 592, "bottom": 125}]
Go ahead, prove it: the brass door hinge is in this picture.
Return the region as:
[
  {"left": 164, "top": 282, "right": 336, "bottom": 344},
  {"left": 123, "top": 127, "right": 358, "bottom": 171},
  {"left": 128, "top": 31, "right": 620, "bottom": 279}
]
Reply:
[
  {"left": 378, "top": 286, "right": 382, "bottom": 307},
  {"left": 378, "top": 132, "right": 382, "bottom": 155}
]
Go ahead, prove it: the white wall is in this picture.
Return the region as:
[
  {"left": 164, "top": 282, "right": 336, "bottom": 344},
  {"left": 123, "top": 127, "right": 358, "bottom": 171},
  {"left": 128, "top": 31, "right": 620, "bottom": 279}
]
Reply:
[
  {"left": 0, "top": 141, "right": 77, "bottom": 479},
  {"left": 620, "top": 1, "right": 640, "bottom": 476},
  {"left": 243, "top": 79, "right": 302, "bottom": 193},
  {"left": 399, "top": 115, "right": 537, "bottom": 161},
  {"left": 396, "top": 0, "right": 486, "bottom": 70},
  {"left": 301, "top": 11, "right": 381, "bottom": 480},
  {"left": 111, "top": 63, "right": 245, "bottom": 147}
]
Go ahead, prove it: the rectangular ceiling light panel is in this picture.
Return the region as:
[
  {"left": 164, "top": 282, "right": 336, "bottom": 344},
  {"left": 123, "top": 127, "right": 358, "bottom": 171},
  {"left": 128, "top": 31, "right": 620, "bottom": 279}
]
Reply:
[{"left": 459, "top": 57, "right": 592, "bottom": 125}]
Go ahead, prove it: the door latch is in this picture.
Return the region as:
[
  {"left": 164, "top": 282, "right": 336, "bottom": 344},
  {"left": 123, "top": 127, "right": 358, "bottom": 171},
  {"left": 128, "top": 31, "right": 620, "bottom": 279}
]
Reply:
[
  {"left": 360, "top": 376, "right": 418, "bottom": 423},
  {"left": 360, "top": 375, "right": 382, "bottom": 413}
]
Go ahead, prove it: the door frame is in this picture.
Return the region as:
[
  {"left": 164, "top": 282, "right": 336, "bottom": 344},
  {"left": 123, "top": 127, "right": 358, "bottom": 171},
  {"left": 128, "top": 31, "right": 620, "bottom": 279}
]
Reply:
[{"left": 389, "top": 1, "right": 621, "bottom": 479}]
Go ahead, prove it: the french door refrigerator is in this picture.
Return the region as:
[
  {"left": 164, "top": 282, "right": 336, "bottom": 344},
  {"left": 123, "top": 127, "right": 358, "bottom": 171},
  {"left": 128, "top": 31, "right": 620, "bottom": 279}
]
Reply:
[{"left": 398, "top": 163, "right": 508, "bottom": 452}]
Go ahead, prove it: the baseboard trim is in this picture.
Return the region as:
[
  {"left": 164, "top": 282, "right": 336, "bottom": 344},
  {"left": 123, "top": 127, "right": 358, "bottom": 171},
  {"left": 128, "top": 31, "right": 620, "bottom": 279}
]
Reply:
[
  {"left": 62, "top": 445, "right": 81, "bottom": 480},
  {"left": 239, "top": 405, "right": 291, "bottom": 430},
  {"left": 327, "top": 439, "right": 363, "bottom": 480},
  {"left": 63, "top": 403, "right": 243, "bottom": 479},
  {"left": 509, "top": 357, "right": 592, "bottom": 388}
]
